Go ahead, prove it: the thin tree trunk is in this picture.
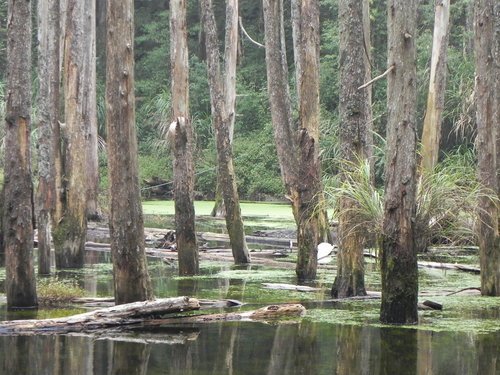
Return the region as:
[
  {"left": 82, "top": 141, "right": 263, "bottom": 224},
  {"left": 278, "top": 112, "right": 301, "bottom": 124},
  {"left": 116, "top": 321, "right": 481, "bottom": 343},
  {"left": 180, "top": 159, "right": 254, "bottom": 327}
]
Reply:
[
  {"left": 263, "top": 0, "right": 326, "bottom": 281},
  {"left": 37, "top": 0, "right": 60, "bottom": 275},
  {"left": 106, "top": 0, "right": 153, "bottom": 304},
  {"left": 380, "top": 0, "right": 419, "bottom": 324},
  {"left": 331, "top": 0, "right": 371, "bottom": 298},
  {"left": 420, "top": 0, "right": 451, "bottom": 171},
  {"left": 170, "top": 0, "right": 199, "bottom": 276},
  {"left": 53, "top": 0, "right": 89, "bottom": 269},
  {"left": 4, "top": 0, "right": 37, "bottom": 309},
  {"left": 201, "top": 0, "right": 250, "bottom": 264},
  {"left": 474, "top": 0, "right": 499, "bottom": 296},
  {"left": 84, "top": 0, "right": 100, "bottom": 221}
]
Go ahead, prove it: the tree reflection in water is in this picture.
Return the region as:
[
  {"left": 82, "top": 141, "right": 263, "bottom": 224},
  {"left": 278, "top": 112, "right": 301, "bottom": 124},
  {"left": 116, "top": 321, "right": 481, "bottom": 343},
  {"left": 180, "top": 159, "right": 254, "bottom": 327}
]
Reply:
[{"left": 0, "top": 321, "right": 499, "bottom": 374}]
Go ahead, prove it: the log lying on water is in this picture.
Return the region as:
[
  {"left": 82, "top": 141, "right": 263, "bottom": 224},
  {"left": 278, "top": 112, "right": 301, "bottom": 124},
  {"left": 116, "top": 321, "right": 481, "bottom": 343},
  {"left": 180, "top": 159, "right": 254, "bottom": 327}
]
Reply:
[
  {"left": 140, "top": 304, "right": 307, "bottom": 325},
  {"left": 0, "top": 297, "right": 200, "bottom": 335},
  {"left": 418, "top": 260, "right": 480, "bottom": 274},
  {"left": 0, "top": 298, "right": 305, "bottom": 335}
]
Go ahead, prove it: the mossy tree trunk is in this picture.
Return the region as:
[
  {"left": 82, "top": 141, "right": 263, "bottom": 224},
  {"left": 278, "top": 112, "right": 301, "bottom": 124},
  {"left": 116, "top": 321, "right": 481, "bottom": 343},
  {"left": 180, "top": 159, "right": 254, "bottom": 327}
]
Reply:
[
  {"left": 201, "top": 0, "right": 250, "bottom": 264},
  {"left": 331, "top": 0, "right": 372, "bottom": 298},
  {"left": 474, "top": 0, "right": 499, "bottom": 296},
  {"left": 380, "top": 0, "right": 419, "bottom": 324},
  {"left": 263, "top": 0, "right": 327, "bottom": 281},
  {"left": 37, "top": 0, "right": 60, "bottom": 275},
  {"left": 170, "top": 0, "right": 199, "bottom": 276},
  {"left": 4, "top": 0, "right": 37, "bottom": 309},
  {"left": 106, "top": 0, "right": 153, "bottom": 304}
]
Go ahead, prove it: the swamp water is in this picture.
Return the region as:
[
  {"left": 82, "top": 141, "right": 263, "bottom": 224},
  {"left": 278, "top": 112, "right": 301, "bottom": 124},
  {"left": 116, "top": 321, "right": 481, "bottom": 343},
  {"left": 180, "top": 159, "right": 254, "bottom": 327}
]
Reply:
[
  {"left": 0, "top": 204, "right": 499, "bottom": 374},
  {"left": 0, "top": 250, "right": 498, "bottom": 375}
]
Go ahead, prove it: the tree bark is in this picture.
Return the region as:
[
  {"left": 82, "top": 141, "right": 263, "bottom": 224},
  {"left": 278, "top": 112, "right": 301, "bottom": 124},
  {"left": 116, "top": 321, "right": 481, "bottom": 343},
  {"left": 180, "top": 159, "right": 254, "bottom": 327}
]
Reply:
[
  {"left": 474, "top": 0, "right": 499, "bottom": 296},
  {"left": 420, "top": 0, "right": 451, "bottom": 171},
  {"left": 37, "top": 0, "right": 60, "bottom": 275},
  {"left": 53, "top": 0, "right": 90, "bottom": 269},
  {"left": 84, "top": 0, "right": 100, "bottom": 221},
  {"left": 263, "top": 0, "right": 327, "bottom": 281},
  {"left": 4, "top": 0, "right": 37, "bottom": 309},
  {"left": 380, "top": 0, "right": 419, "bottom": 324},
  {"left": 170, "top": 0, "right": 199, "bottom": 276},
  {"left": 201, "top": 0, "right": 251, "bottom": 264},
  {"left": 106, "top": 0, "right": 153, "bottom": 304},
  {"left": 331, "top": 0, "right": 372, "bottom": 298}
]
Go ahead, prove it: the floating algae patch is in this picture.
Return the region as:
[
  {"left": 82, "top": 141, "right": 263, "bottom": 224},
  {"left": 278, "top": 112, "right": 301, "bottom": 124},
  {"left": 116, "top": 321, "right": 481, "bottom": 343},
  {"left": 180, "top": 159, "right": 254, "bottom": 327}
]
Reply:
[
  {"left": 303, "top": 295, "right": 500, "bottom": 335},
  {"left": 305, "top": 300, "right": 381, "bottom": 326}
]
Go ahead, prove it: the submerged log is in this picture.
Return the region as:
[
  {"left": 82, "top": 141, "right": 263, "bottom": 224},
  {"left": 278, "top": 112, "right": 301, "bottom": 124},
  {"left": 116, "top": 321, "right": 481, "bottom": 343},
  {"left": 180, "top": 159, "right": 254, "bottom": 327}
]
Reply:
[
  {"left": 418, "top": 260, "right": 480, "bottom": 273},
  {"left": 0, "top": 297, "right": 200, "bottom": 335},
  {"left": 140, "top": 304, "right": 307, "bottom": 325},
  {"left": 0, "top": 298, "right": 303, "bottom": 335}
]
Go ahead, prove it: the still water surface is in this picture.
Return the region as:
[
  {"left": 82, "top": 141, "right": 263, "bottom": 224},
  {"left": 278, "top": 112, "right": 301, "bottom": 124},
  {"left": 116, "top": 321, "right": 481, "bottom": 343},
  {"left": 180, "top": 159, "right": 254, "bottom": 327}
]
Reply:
[{"left": 0, "top": 250, "right": 498, "bottom": 374}]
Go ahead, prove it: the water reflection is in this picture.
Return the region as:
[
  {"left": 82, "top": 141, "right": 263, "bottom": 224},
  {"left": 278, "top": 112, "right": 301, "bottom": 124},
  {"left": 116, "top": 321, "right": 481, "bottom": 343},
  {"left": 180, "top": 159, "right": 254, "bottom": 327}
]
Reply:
[{"left": 0, "top": 322, "right": 498, "bottom": 374}]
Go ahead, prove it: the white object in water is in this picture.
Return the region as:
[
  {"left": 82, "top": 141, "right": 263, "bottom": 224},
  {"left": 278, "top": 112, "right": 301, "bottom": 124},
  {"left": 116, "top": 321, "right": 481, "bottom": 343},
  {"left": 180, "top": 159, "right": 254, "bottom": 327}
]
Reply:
[{"left": 317, "top": 242, "right": 334, "bottom": 261}]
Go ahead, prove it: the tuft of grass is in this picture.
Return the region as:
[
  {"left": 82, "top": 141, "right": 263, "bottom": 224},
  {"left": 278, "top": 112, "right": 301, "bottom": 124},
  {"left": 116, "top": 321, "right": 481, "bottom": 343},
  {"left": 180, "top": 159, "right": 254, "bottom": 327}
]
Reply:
[{"left": 37, "top": 278, "right": 86, "bottom": 306}]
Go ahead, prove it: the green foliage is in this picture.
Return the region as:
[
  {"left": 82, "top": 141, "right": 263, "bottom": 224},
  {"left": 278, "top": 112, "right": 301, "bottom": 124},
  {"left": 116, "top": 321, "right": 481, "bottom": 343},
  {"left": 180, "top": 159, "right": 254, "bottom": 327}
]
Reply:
[
  {"left": 325, "top": 148, "right": 489, "bottom": 251},
  {"left": 138, "top": 153, "right": 172, "bottom": 185},
  {"left": 37, "top": 277, "right": 86, "bottom": 306},
  {"left": 233, "top": 126, "right": 285, "bottom": 199}
]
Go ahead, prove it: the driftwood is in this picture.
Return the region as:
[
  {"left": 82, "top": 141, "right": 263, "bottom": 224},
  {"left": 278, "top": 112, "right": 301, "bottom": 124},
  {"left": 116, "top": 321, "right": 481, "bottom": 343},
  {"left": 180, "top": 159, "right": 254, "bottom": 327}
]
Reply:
[
  {"left": 140, "top": 304, "right": 307, "bottom": 325},
  {"left": 261, "top": 283, "right": 321, "bottom": 292},
  {"left": 0, "top": 298, "right": 305, "bottom": 335},
  {"left": 418, "top": 260, "right": 480, "bottom": 274},
  {"left": 0, "top": 297, "right": 200, "bottom": 335}
]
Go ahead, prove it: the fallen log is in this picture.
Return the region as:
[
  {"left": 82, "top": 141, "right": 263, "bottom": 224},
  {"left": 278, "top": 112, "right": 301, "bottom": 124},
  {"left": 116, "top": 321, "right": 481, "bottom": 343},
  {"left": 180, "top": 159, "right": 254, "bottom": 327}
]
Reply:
[
  {"left": 261, "top": 283, "right": 321, "bottom": 292},
  {"left": 0, "top": 297, "right": 200, "bottom": 335},
  {"left": 139, "top": 304, "right": 307, "bottom": 325},
  {"left": 418, "top": 260, "right": 480, "bottom": 273}
]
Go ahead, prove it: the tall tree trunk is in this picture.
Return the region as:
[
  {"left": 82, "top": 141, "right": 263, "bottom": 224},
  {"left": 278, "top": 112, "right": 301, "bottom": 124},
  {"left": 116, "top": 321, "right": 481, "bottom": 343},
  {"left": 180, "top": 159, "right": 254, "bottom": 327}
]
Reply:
[
  {"left": 331, "top": 0, "right": 371, "bottom": 298},
  {"left": 420, "top": 0, "right": 451, "bottom": 171},
  {"left": 4, "top": 0, "right": 37, "bottom": 309},
  {"left": 106, "top": 0, "right": 153, "bottom": 304},
  {"left": 84, "top": 0, "right": 100, "bottom": 221},
  {"left": 201, "top": 0, "right": 251, "bottom": 264},
  {"left": 380, "top": 0, "right": 419, "bottom": 324},
  {"left": 263, "top": 0, "right": 326, "bottom": 281},
  {"left": 53, "top": 0, "right": 89, "bottom": 269},
  {"left": 170, "top": 0, "right": 199, "bottom": 276},
  {"left": 474, "top": 0, "right": 499, "bottom": 296},
  {"left": 37, "top": 0, "right": 60, "bottom": 275}
]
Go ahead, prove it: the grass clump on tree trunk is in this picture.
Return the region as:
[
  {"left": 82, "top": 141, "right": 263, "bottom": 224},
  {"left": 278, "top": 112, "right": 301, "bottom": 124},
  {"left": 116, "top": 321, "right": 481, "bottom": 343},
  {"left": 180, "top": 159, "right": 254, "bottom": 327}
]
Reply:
[{"left": 325, "top": 148, "right": 492, "bottom": 254}]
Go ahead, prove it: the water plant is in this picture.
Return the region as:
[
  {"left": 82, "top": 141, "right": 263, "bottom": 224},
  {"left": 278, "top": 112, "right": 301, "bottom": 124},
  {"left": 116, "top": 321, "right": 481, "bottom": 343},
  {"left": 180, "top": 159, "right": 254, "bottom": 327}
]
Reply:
[{"left": 37, "top": 278, "right": 86, "bottom": 306}]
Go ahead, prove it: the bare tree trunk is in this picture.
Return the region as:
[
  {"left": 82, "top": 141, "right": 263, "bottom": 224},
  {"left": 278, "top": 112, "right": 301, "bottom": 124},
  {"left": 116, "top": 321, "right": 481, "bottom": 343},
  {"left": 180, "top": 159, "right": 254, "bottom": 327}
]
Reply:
[
  {"left": 201, "top": 0, "right": 250, "bottom": 264},
  {"left": 474, "top": 0, "right": 499, "bottom": 296},
  {"left": 106, "top": 0, "right": 153, "bottom": 304},
  {"left": 84, "top": 0, "right": 100, "bottom": 221},
  {"left": 170, "top": 0, "right": 199, "bottom": 276},
  {"left": 263, "top": 0, "right": 326, "bottom": 281},
  {"left": 4, "top": 0, "right": 37, "bottom": 309},
  {"left": 331, "top": 0, "right": 372, "bottom": 298},
  {"left": 380, "top": 0, "right": 419, "bottom": 324},
  {"left": 37, "top": 0, "right": 61, "bottom": 275},
  {"left": 53, "top": 0, "right": 89, "bottom": 269},
  {"left": 420, "top": 0, "right": 451, "bottom": 171}
]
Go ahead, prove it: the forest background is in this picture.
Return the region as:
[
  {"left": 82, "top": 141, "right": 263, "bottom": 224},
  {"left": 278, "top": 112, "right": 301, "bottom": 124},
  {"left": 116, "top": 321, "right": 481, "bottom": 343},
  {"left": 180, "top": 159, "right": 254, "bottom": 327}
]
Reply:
[{"left": 0, "top": 0, "right": 475, "bottom": 201}]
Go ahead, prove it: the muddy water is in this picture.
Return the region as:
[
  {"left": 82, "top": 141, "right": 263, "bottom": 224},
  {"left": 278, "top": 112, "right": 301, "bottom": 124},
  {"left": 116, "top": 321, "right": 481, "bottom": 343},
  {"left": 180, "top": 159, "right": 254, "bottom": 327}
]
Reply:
[{"left": 0, "top": 250, "right": 499, "bottom": 374}]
